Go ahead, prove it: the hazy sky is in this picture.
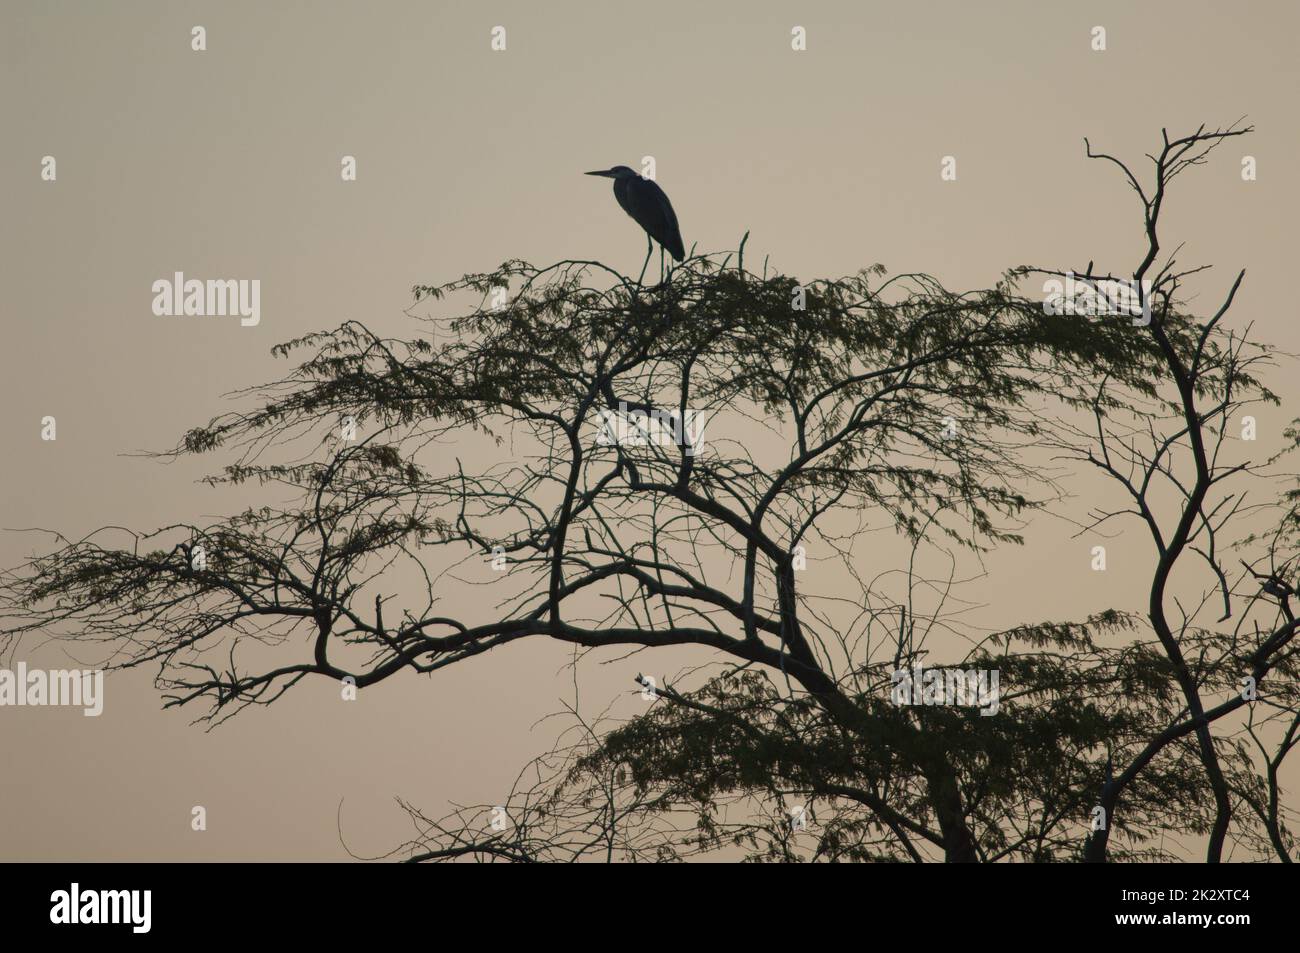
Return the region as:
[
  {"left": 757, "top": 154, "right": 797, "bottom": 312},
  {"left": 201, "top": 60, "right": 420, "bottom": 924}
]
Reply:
[{"left": 2, "top": 1, "right": 1297, "bottom": 859}]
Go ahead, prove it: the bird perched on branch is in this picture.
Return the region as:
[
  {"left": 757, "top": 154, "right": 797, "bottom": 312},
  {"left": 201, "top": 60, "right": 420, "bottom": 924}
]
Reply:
[{"left": 586, "top": 165, "right": 685, "bottom": 283}]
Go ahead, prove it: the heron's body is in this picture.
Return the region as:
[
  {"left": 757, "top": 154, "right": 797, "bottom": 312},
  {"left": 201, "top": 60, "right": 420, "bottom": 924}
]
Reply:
[{"left": 586, "top": 166, "right": 685, "bottom": 262}]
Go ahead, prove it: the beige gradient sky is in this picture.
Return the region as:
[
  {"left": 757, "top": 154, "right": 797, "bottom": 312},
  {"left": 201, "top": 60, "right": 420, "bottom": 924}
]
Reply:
[{"left": 1, "top": 1, "right": 1297, "bottom": 860}]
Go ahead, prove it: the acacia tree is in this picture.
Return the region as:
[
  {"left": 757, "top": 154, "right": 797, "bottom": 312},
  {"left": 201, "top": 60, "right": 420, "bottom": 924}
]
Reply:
[
  {"left": 1027, "top": 122, "right": 1299, "bottom": 862},
  {"left": 3, "top": 123, "right": 1296, "bottom": 862}
]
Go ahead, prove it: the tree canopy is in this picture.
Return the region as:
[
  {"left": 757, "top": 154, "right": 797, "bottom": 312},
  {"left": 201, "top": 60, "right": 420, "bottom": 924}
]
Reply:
[{"left": 4, "top": 122, "right": 1297, "bottom": 862}]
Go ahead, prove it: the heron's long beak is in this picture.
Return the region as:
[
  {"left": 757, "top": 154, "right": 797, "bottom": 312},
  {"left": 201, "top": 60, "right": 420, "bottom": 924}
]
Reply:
[{"left": 585, "top": 169, "right": 616, "bottom": 177}]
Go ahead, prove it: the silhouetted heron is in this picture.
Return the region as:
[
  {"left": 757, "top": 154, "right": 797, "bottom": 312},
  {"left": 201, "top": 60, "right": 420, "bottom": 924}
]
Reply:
[{"left": 585, "top": 166, "right": 684, "bottom": 284}]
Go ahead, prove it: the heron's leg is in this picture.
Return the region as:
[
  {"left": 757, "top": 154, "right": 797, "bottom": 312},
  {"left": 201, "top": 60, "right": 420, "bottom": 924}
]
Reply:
[
  {"left": 659, "top": 246, "right": 665, "bottom": 285},
  {"left": 637, "top": 234, "right": 653, "bottom": 287}
]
